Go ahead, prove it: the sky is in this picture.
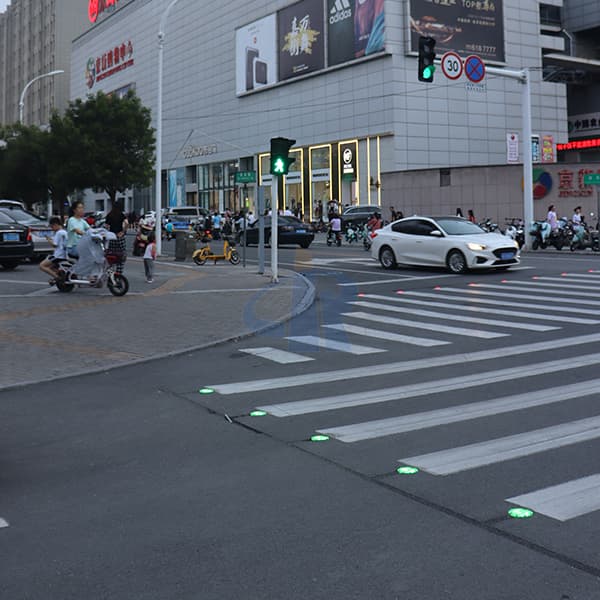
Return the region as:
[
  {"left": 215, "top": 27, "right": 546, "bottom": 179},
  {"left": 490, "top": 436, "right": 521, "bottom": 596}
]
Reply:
[{"left": 0, "top": 1, "right": 9, "bottom": 13}]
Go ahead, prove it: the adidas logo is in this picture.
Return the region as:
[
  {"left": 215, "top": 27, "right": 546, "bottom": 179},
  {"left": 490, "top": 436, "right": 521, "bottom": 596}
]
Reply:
[{"left": 329, "top": 0, "right": 351, "bottom": 24}]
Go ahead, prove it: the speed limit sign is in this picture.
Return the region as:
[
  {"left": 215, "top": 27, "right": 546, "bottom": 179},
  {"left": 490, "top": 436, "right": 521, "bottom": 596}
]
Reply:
[{"left": 441, "top": 51, "right": 463, "bottom": 80}]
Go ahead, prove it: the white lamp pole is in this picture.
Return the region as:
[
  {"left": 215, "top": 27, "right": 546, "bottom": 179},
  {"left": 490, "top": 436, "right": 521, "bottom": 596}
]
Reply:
[
  {"left": 155, "top": 0, "right": 183, "bottom": 256},
  {"left": 18, "top": 70, "right": 64, "bottom": 124}
]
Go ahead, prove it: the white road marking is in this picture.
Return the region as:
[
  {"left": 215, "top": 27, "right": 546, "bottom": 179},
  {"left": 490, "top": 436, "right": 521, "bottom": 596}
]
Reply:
[
  {"left": 439, "top": 287, "right": 600, "bottom": 307},
  {"left": 400, "top": 415, "right": 600, "bottom": 476},
  {"left": 26, "top": 287, "right": 56, "bottom": 297},
  {"left": 362, "top": 293, "right": 599, "bottom": 325},
  {"left": 209, "top": 332, "right": 600, "bottom": 395},
  {"left": 323, "top": 323, "right": 450, "bottom": 347},
  {"left": 257, "top": 353, "right": 600, "bottom": 417},
  {"left": 349, "top": 300, "right": 558, "bottom": 332},
  {"left": 239, "top": 347, "right": 314, "bottom": 364},
  {"left": 0, "top": 279, "right": 47, "bottom": 285},
  {"left": 171, "top": 287, "right": 296, "bottom": 294},
  {"left": 499, "top": 279, "right": 599, "bottom": 291},
  {"left": 406, "top": 290, "right": 600, "bottom": 316},
  {"left": 506, "top": 474, "right": 600, "bottom": 521},
  {"left": 470, "top": 283, "right": 600, "bottom": 301},
  {"left": 0, "top": 518, "right": 8, "bottom": 528},
  {"left": 298, "top": 258, "right": 375, "bottom": 265},
  {"left": 558, "top": 273, "right": 600, "bottom": 280},
  {"left": 318, "top": 379, "right": 598, "bottom": 442},
  {"left": 338, "top": 274, "right": 457, "bottom": 287},
  {"left": 285, "top": 335, "right": 386, "bottom": 355},
  {"left": 343, "top": 311, "right": 508, "bottom": 339}
]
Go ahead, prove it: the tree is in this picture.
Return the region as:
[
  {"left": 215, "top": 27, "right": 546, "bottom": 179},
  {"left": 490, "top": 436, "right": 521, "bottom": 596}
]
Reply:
[
  {"left": 0, "top": 124, "right": 49, "bottom": 208},
  {"left": 61, "top": 91, "right": 156, "bottom": 208}
]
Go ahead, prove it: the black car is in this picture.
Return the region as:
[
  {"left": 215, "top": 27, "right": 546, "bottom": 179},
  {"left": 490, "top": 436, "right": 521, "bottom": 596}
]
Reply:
[
  {"left": 0, "top": 211, "right": 33, "bottom": 269},
  {"left": 341, "top": 204, "right": 381, "bottom": 228},
  {"left": 243, "top": 216, "right": 314, "bottom": 248}
]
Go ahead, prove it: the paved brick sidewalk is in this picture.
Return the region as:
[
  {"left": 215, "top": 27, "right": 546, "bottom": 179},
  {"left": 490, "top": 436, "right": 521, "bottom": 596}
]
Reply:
[{"left": 0, "top": 258, "right": 314, "bottom": 391}]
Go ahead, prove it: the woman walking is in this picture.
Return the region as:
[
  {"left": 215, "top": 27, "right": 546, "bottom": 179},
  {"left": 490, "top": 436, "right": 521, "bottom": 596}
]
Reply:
[{"left": 104, "top": 201, "right": 129, "bottom": 274}]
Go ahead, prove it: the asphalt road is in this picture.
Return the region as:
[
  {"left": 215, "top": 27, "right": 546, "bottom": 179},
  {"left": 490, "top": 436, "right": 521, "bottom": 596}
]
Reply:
[{"left": 2, "top": 237, "right": 600, "bottom": 599}]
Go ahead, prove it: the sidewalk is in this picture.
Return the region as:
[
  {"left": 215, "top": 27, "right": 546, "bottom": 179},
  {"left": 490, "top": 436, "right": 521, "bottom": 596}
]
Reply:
[{"left": 0, "top": 257, "right": 314, "bottom": 391}]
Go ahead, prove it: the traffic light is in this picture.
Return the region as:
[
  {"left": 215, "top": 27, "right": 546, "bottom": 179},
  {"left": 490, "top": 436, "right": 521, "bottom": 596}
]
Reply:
[
  {"left": 418, "top": 36, "right": 436, "bottom": 82},
  {"left": 270, "top": 137, "right": 296, "bottom": 176}
]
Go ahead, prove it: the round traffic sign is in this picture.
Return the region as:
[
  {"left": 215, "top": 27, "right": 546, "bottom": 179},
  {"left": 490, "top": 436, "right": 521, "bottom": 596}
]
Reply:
[
  {"left": 441, "top": 51, "right": 463, "bottom": 80},
  {"left": 464, "top": 55, "right": 485, "bottom": 83}
]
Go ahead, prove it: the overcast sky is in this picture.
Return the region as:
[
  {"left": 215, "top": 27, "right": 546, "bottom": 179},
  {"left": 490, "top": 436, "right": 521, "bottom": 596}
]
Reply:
[{"left": 0, "top": 1, "right": 10, "bottom": 13}]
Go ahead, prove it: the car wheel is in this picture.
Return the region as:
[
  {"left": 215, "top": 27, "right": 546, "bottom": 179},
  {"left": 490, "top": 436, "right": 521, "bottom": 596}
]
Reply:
[
  {"left": 299, "top": 241, "right": 311, "bottom": 249},
  {"left": 447, "top": 250, "right": 468, "bottom": 274},
  {"left": 0, "top": 260, "right": 19, "bottom": 270},
  {"left": 379, "top": 246, "right": 397, "bottom": 270}
]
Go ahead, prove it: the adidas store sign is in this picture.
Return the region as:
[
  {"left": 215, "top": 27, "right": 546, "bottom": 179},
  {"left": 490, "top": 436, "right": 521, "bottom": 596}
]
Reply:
[{"left": 329, "top": 0, "right": 352, "bottom": 24}]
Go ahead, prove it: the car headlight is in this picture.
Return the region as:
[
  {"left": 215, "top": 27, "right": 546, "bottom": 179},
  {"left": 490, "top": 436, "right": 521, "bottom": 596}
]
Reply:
[{"left": 467, "top": 242, "right": 487, "bottom": 251}]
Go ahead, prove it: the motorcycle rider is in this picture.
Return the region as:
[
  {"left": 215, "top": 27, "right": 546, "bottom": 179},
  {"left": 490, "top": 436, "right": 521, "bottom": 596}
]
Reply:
[
  {"left": 572, "top": 206, "right": 585, "bottom": 245},
  {"left": 328, "top": 213, "right": 342, "bottom": 245},
  {"left": 543, "top": 204, "right": 558, "bottom": 242}
]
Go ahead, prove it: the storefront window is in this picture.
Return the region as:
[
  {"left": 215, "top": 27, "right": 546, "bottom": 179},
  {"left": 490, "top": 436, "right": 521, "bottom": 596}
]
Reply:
[{"left": 310, "top": 145, "right": 331, "bottom": 222}]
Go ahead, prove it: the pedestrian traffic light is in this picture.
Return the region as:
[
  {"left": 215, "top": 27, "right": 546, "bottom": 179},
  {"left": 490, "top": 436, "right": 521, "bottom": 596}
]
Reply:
[
  {"left": 418, "top": 36, "right": 436, "bottom": 82},
  {"left": 270, "top": 137, "right": 296, "bottom": 176}
]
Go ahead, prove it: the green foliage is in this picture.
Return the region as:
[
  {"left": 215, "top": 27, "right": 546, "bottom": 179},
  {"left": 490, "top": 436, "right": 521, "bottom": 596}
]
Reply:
[
  {"left": 60, "top": 91, "right": 156, "bottom": 205},
  {"left": 0, "top": 90, "right": 155, "bottom": 212}
]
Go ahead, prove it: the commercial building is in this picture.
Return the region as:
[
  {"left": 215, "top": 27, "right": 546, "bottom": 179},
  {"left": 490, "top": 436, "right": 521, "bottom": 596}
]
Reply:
[
  {"left": 0, "top": 0, "right": 89, "bottom": 126},
  {"left": 70, "top": 0, "right": 599, "bottom": 221}
]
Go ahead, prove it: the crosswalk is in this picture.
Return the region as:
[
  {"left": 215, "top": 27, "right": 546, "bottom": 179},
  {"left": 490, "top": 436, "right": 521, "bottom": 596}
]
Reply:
[{"left": 218, "top": 271, "right": 600, "bottom": 523}]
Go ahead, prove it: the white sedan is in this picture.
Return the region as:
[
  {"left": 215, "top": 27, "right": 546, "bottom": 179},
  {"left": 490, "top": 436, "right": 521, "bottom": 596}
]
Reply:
[{"left": 371, "top": 216, "right": 520, "bottom": 273}]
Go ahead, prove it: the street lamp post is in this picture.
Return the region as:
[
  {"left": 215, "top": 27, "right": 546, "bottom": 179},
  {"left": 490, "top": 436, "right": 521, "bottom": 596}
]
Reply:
[
  {"left": 155, "top": 0, "right": 184, "bottom": 256},
  {"left": 18, "top": 70, "right": 64, "bottom": 124}
]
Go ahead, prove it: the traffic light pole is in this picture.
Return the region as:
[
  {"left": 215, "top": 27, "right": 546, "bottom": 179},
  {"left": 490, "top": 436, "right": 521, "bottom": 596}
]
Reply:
[
  {"left": 482, "top": 65, "right": 534, "bottom": 249},
  {"left": 270, "top": 176, "right": 279, "bottom": 283}
]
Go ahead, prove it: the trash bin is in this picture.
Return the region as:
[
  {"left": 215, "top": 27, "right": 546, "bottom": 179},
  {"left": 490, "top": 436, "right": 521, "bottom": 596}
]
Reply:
[
  {"left": 175, "top": 231, "right": 187, "bottom": 261},
  {"left": 185, "top": 231, "right": 197, "bottom": 257}
]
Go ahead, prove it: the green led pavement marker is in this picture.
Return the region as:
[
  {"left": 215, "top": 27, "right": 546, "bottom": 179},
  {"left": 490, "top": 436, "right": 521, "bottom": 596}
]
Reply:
[
  {"left": 250, "top": 410, "right": 267, "bottom": 417},
  {"left": 198, "top": 387, "right": 215, "bottom": 395},
  {"left": 397, "top": 466, "right": 420, "bottom": 475},
  {"left": 310, "top": 434, "right": 330, "bottom": 442},
  {"left": 508, "top": 507, "right": 534, "bottom": 519}
]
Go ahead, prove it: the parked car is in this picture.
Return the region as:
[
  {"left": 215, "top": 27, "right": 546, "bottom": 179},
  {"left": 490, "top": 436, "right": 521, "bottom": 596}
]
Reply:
[
  {"left": 0, "top": 211, "right": 33, "bottom": 269},
  {"left": 0, "top": 206, "right": 52, "bottom": 261},
  {"left": 165, "top": 206, "right": 208, "bottom": 229},
  {"left": 0, "top": 199, "right": 26, "bottom": 210},
  {"left": 243, "top": 216, "right": 314, "bottom": 248},
  {"left": 370, "top": 215, "right": 520, "bottom": 273},
  {"left": 341, "top": 205, "right": 381, "bottom": 228}
]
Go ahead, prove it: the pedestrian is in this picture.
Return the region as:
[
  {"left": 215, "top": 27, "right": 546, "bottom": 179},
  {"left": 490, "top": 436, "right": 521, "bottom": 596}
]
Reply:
[
  {"left": 468, "top": 209, "right": 476, "bottom": 223},
  {"left": 390, "top": 206, "right": 398, "bottom": 221},
  {"left": 104, "top": 201, "right": 129, "bottom": 274},
  {"left": 143, "top": 232, "right": 156, "bottom": 283},
  {"left": 66, "top": 200, "right": 90, "bottom": 258},
  {"left": 212, "top": 211, "right": 222, "bottom": 239},
  {"left": 40, "top": 216, "right": 68, "bottom": 283},
  {"left": 397, "top": 210, "right": 404, "bottom": 220},
  {"left": 456, "top": 208, "right": 464, "bottom": 218}
]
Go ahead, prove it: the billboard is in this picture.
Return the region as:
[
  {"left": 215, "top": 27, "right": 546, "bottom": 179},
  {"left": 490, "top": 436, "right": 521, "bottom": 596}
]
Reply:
[
  {"left": 278, "top": 0, "right": 325, "bottom": 81},
  {"left": 235, "top": 14, "right": 277, "bottom": 95},
  {"left": 409, "top": 0, "right": 504, "bottom": 63},
  {"left": 327, "top": 0, "right": 385, "bottom": 66}
]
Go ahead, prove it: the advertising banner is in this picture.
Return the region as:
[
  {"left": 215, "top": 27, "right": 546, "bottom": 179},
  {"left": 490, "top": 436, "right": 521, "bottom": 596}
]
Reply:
[
  {"left": 235, "top": 14, "right": 277, "bottom": 95},
  {"left": 278, "top": 0, "right": 325, "bottom": 81},
  {"left": 409, "top": 0, "right": 504, "bottom": 63},
  {"left": 339, "top": 141, "right": 358, "bottom": 181},
  {"left": 541, "top": 135, "right": 555, "bottom": 164},
  {"left": 327, "top": 0, "right": 385, "bottom": 66},
  {"left": 506, "top": 133, "right": 519, "bottom": 163}
]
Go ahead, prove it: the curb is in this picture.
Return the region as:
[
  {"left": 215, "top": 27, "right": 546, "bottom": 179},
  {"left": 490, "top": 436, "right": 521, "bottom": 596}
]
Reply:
[{"left": 0, "top": 270, "right": 316, "bottom": 394}]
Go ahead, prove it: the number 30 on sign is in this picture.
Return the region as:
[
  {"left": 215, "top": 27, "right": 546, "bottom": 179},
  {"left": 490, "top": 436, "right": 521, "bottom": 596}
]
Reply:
[{"left": 441, "top": 51, "right": 463, "bottom": 80}]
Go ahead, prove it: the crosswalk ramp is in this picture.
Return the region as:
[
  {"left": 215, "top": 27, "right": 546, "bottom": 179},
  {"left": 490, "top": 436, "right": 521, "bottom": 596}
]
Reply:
[{"left": 237, "top": 272, "right": 600, "bottom": 364}]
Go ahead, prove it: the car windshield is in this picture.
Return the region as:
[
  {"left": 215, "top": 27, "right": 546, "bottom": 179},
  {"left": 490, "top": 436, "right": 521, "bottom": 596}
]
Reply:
[
  {"left": 0, "top": 207, "right": 44, "bottom": 225},
  {"left": 436, "top": 218, "right": 485, "bottom": 236}
]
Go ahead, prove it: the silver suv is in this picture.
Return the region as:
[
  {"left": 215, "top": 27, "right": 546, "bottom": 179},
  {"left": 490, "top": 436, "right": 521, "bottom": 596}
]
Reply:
[{"left": 166, "top": 206, "right": 208, "bottom": 229}]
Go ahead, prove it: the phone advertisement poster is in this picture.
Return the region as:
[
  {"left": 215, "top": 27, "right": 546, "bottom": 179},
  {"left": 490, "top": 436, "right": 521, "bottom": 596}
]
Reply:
[{"left": 235, "top": 14, "right": 277, "bottom": 96}]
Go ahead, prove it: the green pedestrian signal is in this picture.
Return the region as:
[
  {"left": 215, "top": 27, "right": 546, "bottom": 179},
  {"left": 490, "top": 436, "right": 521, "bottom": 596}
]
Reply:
[
  {"left": 270, "top": 137, "right": 296, "bottom": 176},
  {"left": 418, "top": 36, "right": 436, "bottom": 83}
]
